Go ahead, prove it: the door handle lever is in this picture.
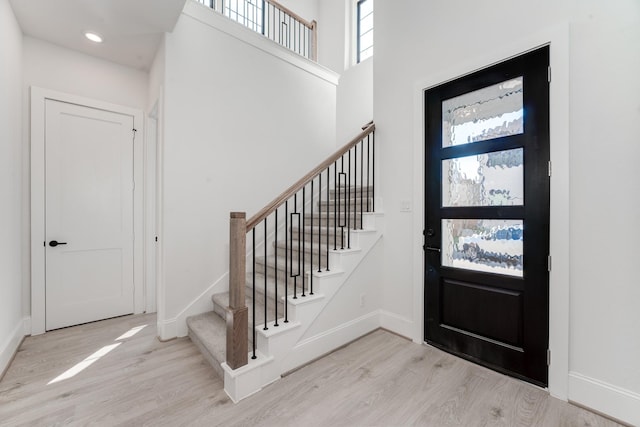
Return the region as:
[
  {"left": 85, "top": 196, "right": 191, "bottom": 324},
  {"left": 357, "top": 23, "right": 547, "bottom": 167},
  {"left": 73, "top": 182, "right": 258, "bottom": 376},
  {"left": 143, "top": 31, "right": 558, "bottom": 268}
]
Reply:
[
  {"left": 425, "top": 246, "right": 441, "bottom": 252},
  {"left": 49, "top": 240, "right": 67, "bottom": 247}
]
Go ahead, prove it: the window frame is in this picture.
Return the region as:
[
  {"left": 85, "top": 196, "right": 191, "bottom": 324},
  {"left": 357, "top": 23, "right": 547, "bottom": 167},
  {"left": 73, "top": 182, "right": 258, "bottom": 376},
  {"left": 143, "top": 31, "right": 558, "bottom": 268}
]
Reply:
[{"left": 356, "top": 0, "right": 373, "bottom": 64}]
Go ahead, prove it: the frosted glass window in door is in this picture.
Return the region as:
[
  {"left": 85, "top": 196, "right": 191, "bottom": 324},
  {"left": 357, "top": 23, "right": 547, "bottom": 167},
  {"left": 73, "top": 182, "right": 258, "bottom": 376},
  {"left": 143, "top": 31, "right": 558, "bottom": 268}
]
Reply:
[
  {"left": 442, "top": 77, "right": 523, "bottom": 147},
  {"left": 442, "top": 148, "right": 524, "bottom": 207},
  {"left": 442, "top": 219, "right": 523, "bottom": 277}
]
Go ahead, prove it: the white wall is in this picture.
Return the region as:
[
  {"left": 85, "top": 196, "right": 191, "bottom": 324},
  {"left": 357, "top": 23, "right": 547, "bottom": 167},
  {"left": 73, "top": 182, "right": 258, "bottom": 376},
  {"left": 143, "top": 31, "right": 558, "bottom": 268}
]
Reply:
[
  {"left": 21, "top": 37, "right": 149, "bottom": 320},
  {"left": 336, "top": 58, "right": 372, "bottom": 143},
  {"left": 374, "top": 0, "right": 640, "bottom": 424},
  {"left": 317, "top": 0, "right": 373, "bottom": 144},
  {"left": 158, "top": 4, "right": 337, "bottom": 336},
  {"left": 0, "top": 0, "right": 24, "bottom": 376}
]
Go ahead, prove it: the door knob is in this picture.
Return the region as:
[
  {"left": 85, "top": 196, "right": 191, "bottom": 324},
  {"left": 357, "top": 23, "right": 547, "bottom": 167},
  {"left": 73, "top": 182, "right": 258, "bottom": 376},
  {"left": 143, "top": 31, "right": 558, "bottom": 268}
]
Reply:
[{"left": 49, "top": 240, "right": 67, "bottom": 247}]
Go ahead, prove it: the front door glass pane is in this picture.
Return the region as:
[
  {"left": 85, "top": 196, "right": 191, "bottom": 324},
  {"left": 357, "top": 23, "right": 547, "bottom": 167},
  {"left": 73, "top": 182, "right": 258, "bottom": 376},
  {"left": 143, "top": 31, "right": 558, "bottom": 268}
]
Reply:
[
  {"left": 442, "top": 219, "right": 523, "bottom": 277},
  {"left": 442, "top": 77, "right": 523, "bottom": 147},
  {"left": 442, "top": 148, "right": 524, "bottom": 207}
]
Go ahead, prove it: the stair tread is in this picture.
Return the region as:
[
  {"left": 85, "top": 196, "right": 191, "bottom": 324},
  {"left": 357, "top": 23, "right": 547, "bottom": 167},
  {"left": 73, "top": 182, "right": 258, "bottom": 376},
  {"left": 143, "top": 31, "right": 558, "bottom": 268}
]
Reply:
[{"left": 186, "top": 312, "right": 226, "bottom": 370}]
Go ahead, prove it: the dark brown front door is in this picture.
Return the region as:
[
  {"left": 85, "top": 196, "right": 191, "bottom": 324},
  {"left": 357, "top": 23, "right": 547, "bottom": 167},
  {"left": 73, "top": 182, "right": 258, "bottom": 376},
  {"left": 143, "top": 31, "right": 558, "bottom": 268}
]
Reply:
[{"left": 424, "top": 46, "right": 550, "bottom": 386}]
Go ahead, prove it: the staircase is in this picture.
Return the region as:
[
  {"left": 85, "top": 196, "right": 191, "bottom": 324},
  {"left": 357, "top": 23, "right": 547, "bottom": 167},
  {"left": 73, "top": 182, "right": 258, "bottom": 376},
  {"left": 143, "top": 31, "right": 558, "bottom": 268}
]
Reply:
[{"left": 186, "top": 124, "right": 381, "bottom": 401}]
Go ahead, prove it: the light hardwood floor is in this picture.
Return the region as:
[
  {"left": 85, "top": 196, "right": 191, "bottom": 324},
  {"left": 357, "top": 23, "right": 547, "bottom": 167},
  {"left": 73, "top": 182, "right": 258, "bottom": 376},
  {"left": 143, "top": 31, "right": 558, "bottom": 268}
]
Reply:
[{"left": 0, "top": 314, "right": 623, "bottom": 426}]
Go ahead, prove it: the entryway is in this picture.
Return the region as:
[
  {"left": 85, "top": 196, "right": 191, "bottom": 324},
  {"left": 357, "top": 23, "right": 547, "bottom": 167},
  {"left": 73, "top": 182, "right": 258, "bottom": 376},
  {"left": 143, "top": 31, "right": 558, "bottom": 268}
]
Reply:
[
  {"left": 424, "top": 46, "right": 550, "bottom": 386},
  {"left": 31, "top": 88, "right": 146, "bottom": 334}
]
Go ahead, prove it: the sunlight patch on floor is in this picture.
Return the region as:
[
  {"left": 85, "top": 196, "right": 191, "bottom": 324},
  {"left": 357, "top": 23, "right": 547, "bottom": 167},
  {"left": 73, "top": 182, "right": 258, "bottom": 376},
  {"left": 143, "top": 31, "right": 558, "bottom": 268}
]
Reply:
[
  {"left": 47, "top": 323, "right": 148, "bottom": 385},
  {"left": 115, "top": 324, "right": 147, "bottom": 341},
  {"left": 47, "top": 343, "right": 121, "bottom": 385}
]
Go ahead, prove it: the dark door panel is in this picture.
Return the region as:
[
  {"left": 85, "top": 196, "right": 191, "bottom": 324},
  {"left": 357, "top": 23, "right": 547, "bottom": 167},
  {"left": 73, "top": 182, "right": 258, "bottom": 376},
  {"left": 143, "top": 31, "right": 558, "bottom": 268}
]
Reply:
[{"left": 424, "top": 46, "right": 550, "bottom": 386}]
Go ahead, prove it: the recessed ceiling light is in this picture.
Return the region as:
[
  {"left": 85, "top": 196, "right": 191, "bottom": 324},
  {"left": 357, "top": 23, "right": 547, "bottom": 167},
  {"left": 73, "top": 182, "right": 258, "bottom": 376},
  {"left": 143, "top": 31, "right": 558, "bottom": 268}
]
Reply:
[{"left": 84, "top": 32, "right": 103, "bottom": 43}]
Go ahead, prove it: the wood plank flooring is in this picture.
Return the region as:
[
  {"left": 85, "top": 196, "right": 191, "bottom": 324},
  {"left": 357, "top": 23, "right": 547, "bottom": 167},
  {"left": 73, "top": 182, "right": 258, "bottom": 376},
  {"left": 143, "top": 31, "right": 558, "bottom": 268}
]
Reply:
[{"left": 0, "top": 314, "right": 623, "bottom": 426}]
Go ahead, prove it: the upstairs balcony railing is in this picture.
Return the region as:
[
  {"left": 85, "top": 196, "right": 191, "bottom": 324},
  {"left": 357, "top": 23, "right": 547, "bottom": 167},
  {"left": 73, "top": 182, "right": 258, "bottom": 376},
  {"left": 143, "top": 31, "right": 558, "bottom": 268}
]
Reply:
[{"left": 197, "top": 0, "right": 317, "bottom": 61}]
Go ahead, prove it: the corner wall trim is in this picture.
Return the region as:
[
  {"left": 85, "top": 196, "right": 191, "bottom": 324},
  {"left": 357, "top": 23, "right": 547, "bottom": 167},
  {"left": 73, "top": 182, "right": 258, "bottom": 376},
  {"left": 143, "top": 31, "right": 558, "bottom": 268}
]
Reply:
[
  {"left": 568, "top": 371, "right": 640, "bottom": 426},
  {"left": 0, "top": 319, "right": 26, "bottom": 381},
  {"left": 157, "top": 272, "right": 229, "bottom": 341}
]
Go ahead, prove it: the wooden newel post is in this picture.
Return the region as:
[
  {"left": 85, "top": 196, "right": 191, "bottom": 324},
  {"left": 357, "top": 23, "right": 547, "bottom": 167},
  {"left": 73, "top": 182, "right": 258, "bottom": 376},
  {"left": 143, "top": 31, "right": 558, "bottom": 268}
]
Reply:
[{"left": 227, "top": 212, "right": 248, "bottom": 369}]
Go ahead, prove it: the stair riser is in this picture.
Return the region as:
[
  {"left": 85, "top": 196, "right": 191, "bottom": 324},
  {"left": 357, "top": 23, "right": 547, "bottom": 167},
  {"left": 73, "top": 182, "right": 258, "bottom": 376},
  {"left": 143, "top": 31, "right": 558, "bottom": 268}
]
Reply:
[
  {"left": 304, "top": 215, "right": 363, "bottom": 228},
  {"left": 212, "top": 292, "right": 286, "bottom": 342},
  {"left": 274, "top": 243, "right": 334, "bottom": 259},
  {"left": 253, "top": 261, "right": 327, "bottom": 280},
  {"left": 329, "top": 187, "right": 373, "bottom": 198}
]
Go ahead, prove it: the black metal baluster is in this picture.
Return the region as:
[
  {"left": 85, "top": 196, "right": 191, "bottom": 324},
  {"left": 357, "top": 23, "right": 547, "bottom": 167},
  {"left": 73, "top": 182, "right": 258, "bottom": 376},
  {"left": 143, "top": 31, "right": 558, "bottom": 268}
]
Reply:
[
  {"left": 252, "top": 228, "right": 256, "bottom": 359},
  {"left": 360, "top": 139, "right": 364, "bottom": 228},
  {"left": 263, "top": 218, "right": 268, "bottom": 330},
  {"left": 310, "top": 179, "right": 314, "bottom": 295},
  {"left": 354, "top": 143, "right": 358, "bottom": 230},
  {"left": 326, "top": 167, "right": 330, "bottom": 271},
  {"left": 372, "top": 130, "right": 375, "bottom": 212},
  {"left": 298, "top": 21, "right": 301, "bottom": 56},
  {"left": 301, "top": 186, "right": 306, "bottom": 297},
  {"left": 288, "top": 15, "right": 292, "bottom": 49},
  {"left": 367, "top": 134, "right": 370, "bottom": 212},
  {"left": 292, "top": 194, "right": 298, "bottom": 299},
  {"left": 261, "top": 0, "right": 265, "bottom": 35},
  {"left": 340, "top": 156, "right": 345, "bottom": 250},
  {"left": 274, "top": 208, "right": 279, "bottom": 327},
  {"left": 339, "top": 171, "right": 346, "bottom": 250},
  {"left": 318, "top": 173, "right": 322, "bottom": 273},
  {"left": 303, "top": 25, "right": 307, "bottom": 58},
  {"left": 284, "top": 200, "right": 289, "bottom": 323},
  {"left": 333, "top": 161, "right": 337, "bottom": 251},
  {"left": 347, "top": 148, "right": 351, "bottom": 249}
]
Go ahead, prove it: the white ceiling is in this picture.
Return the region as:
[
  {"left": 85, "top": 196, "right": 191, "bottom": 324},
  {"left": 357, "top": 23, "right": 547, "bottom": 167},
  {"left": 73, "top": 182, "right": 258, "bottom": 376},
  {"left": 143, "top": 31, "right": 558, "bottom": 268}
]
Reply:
[{"left": 9, "top": 0, "right": 187, "bottom": 70}]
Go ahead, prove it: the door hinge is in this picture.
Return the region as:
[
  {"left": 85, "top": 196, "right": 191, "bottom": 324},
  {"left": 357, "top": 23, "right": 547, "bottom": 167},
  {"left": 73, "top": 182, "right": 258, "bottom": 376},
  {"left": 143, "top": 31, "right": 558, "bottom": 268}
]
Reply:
[
  {"left": 548, "top": 161, "right": 552, "bottom": 177},
  {"left": 547, "top": 349, "right": 551, "bottom": 366},
  {"left": 548, "top": 66, "right": 551, "bottom": 83},
  {"left": 548, "top": 255, "right": 552, "bottom": 272}
]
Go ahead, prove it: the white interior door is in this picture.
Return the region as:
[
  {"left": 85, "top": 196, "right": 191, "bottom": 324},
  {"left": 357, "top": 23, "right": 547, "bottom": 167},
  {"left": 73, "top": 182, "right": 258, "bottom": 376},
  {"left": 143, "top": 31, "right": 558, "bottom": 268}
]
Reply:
[{"left": 45, "top": 99, "right": 135, "bottom": 330}]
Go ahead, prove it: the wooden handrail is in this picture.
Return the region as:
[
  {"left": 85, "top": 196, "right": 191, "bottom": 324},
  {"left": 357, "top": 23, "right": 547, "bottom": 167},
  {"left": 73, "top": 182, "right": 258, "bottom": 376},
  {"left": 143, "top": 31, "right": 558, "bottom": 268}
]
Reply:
[
  {"left": 264, "top": 0, "right": 314, "bottom": 28},
  {"left": 246, "top": 122, "right": 375, "bottom": 231}
]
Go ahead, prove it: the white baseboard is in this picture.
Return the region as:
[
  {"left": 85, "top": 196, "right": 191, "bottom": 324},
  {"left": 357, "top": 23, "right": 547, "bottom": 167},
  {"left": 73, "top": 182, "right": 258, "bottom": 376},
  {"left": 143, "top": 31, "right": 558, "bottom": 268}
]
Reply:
[
  {"left": 568, "top": 371, "right": 640, "bottom": 426},
  {"left": 282, "top": 310, "right": 380, "bottom": 372},
  {"left": 0, "top": 318, "right": 26, "bottom": 380},
  {"left": 379, "top": 310, "right": 414, "bottom": 339},
  {"left": 158, "top": 273, "right": 229, "bottom": 341}
]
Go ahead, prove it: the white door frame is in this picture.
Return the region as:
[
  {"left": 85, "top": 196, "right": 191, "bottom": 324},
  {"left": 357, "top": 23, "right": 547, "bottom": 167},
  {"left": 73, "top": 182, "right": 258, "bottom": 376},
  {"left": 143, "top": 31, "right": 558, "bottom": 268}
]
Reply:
[
  {"left": 30, "top": 87, "right": 145, "bottom": 335},
  {"left": 410, "top": 25, "right": 570, "bottom": 399}
]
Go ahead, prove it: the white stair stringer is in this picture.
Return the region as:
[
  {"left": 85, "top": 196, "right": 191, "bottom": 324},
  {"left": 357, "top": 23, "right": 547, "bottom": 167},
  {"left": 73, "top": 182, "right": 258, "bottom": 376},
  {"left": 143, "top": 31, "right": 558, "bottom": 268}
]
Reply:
[{"left": 221, "top": 212, "right": 384, "bottom": 402}]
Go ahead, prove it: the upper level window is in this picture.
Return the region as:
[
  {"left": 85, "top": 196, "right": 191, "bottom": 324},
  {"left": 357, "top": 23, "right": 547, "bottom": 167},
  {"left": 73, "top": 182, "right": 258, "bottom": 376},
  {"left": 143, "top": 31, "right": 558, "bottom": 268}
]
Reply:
[{"left": 357, "top": 0, "right": 374, "bottom": 63}]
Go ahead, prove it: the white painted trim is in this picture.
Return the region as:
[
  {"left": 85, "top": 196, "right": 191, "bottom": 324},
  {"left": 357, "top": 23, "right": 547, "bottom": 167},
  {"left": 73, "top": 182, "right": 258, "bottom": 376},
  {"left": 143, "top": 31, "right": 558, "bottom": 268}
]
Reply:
[
  {"left": 184, "top": 1, "right": 339, "bottom": 86},
  {"left": 379, "top": 310, "right": 413, "bottom": 339},
  {"left": 284, "top": 310, "right": 380, "bottom": 372},
  {"left": 154, "top": 85, "right": 166, "bottom": 339},
  {"left": 0, "top": 319, "right": 25, "bottom": 380},
  {"left": 568, "top": 372, "right": 640, "bottom": 427},
  {"left": 410, "top": 24, "right": 571, "bottom": 400},
  {"left": 144, "top": 107, "right": 158, "bottom": 314},
  {"left": 157, "top": 272, "right": 229, "bottom": 340},
  {"left": 30, "top": 87, "right": 146, "bottom": 335}
]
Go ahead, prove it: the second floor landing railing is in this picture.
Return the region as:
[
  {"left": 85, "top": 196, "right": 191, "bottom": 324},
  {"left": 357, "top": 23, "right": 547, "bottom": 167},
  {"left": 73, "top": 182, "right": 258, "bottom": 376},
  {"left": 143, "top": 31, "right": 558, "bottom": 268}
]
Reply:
[
  {"left": 226, "top": 123, "right": 376, "bottom": 369},
  {"left": 197, "top": 0, "right": 317, "bottom": 61}
]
